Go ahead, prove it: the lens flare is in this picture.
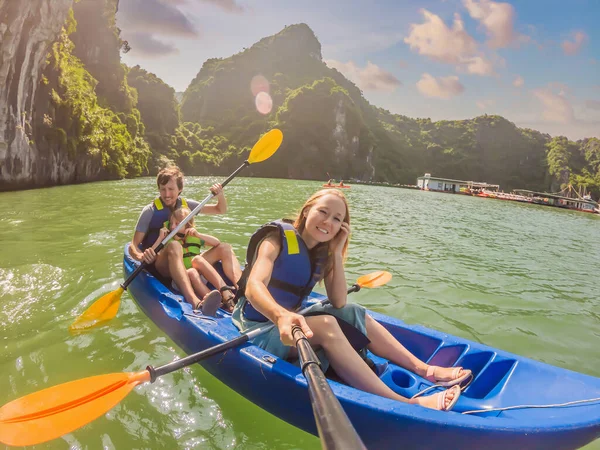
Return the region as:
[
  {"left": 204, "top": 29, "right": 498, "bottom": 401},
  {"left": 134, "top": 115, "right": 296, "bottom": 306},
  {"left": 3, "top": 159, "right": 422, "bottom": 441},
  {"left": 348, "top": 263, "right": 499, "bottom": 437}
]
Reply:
[
  {"left": 251, "top": 75, "right": 270, "bottom": 96},
  {"left": 255, "top": 91, "right": 273, "bottom": 115}
]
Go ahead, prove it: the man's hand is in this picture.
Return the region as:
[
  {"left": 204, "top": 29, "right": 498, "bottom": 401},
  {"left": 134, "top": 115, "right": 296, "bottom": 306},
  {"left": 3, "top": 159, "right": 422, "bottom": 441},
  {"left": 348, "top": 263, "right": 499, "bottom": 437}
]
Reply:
[
  {"left": 210, "top": 183, "right": 224, "bottom": 197},
  {"left": 141, "top": 247, "right": 157, "bottom": 264}
]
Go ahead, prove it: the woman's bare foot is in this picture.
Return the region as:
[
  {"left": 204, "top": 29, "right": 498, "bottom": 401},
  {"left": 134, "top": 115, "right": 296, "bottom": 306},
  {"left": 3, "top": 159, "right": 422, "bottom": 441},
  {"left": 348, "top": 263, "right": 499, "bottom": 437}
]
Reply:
[{"left": 412, "top": 385, "right": 461, "bottom": 411}]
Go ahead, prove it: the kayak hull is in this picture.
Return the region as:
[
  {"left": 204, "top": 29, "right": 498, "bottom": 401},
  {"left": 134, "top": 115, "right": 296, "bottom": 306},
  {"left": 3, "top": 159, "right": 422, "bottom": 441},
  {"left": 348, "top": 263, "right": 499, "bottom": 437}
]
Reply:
[{"left": 123, "top": 244, "right": 600, "bottom": 449}]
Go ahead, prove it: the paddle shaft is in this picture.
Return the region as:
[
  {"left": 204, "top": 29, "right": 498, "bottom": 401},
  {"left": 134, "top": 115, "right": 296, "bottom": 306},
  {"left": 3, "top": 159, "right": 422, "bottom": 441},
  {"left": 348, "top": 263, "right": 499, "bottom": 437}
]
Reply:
[
  {"left": 147, "top": 283, "right": 361, "bottom": 381},
  {"left": 122, "top": 160, "right": 251, "bottom": 291},
  {"left": 293, "top": 326, "right": 366, "bottom": 450}
]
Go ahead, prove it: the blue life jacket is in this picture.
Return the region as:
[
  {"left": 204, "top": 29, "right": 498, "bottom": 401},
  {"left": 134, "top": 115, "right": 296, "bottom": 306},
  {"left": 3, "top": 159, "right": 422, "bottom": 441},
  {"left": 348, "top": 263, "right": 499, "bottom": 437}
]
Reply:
[
  {"left": 140, "top": 197, "right": 189, "bottom": 250},
  {"left": 240, "top": 219, "right": 326, "bottom": 322}
]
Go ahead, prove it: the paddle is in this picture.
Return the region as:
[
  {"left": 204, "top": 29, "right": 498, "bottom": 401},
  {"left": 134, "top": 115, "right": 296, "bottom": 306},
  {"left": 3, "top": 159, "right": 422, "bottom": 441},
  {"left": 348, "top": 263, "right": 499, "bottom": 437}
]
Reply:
[
  {"left": 293, "top": 326, "right": 366, "bottom": 449},
  {"left": 0, "top": 271, "right": 390, "bottom": 447},
  {"left": 68, "top": 129, "right": 284, "bottom": 332}
]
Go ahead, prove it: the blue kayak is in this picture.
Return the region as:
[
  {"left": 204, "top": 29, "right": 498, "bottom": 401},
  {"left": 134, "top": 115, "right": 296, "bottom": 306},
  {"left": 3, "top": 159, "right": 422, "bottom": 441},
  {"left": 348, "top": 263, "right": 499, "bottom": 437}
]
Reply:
[{"left": 123, "top": 244, "right": 600, "bottom": 449}]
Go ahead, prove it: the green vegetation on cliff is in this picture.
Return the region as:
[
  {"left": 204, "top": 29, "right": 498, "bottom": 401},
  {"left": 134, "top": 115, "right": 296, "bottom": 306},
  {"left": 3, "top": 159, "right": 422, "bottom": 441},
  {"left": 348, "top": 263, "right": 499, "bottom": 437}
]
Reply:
[
  {"left": 126, "top": 65, "right": 180, "bottom": 168},
  {"left": 37, "top": 7, "right": 149, "bottom": 178},
  {"left": 36, "top": 14, "right": 600, "bottom": 198},
  {"left": 173, "top": 23, "right": 599, "bottom": 197}
]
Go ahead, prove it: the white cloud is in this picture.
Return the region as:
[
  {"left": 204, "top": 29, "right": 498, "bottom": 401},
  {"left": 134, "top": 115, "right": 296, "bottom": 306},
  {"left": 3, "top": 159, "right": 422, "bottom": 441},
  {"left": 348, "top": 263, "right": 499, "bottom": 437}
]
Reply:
[
  {"left": 586, "top": 100, "right": 600, "bottom": 111},
  {"left": 323, "top": 30, "right": 404, "bottom": 57},
  {"left": 405, "top": 10, "right": 477, "bottom": 64},
  {"left": 532, "top": 86, "right": 574, "bottom": 124},
  {"left": 463, "top": 0, "right": 523, "bottom": 48},
  {"left": 119, "top": 0, "right": 199, "bottom": 37},
  {"left": 125, "top": 32, "right": 180, "bottom": 58},
  {"left": 476, "top": 99, "right": 496, "bottom": 110},
  {"left": 326, "top": 60, "right": 402, "bottom": 92},
  {"left": 463, "top": 56, "right": 495, "bottom": 75},
  {"left": 561, "top": 31, "right": 588, "bottom": 55},
  {"left": 199, "top": 0, "right": 245, "bottom": 13},
  {"left": 404, "top": 9, "right": 495, "bottom": 76},
  {"left": 416, "top": 73, "right": 465, "bottom": 99},
  {"left": 513, "top": 75, "right": 524, "bottom": 88}
]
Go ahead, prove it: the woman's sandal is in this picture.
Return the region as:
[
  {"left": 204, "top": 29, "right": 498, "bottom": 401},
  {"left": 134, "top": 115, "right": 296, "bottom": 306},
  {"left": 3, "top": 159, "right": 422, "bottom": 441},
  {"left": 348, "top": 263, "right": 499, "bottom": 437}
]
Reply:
[
  {"left": 219, "top": 285, "right": 236, "bottom": 312},
  {"left": 412, "top": 385, "right": 461, "bottom": 412},
  {"left": 194, "top": 290, "right": 221, "bottom": 316},
  {"left": 436, "top": 385, "right": 461, "bottom": 411},
  {"left": 425, "top": 365, "right": 473, "bottom": 388}
]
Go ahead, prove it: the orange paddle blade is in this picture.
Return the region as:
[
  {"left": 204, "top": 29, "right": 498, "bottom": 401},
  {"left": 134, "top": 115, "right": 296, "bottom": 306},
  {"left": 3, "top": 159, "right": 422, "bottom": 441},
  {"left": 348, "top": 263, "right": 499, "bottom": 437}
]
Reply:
[
  {"left": 0, "top": 370, "right": 150, "bottom": 447},
  {"left": 69, "top": 287, "right": 123, "bottom": 333},
  {"left": 356, "top": 271, "right": 392, "bottom": 288}
]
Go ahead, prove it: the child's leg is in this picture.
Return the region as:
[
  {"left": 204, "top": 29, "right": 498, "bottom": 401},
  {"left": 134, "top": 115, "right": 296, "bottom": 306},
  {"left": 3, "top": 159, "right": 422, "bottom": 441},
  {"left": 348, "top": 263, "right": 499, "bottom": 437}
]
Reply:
[
  {"left": 155, "top": 241, "right": 202, "bottom": 308},
  {"left": 201, "top": 243, "right": 242, "bottom": 287},
  {"left": 191, "top": 255, "right": 228, "bottom": 291},
  {"left": 187, "top": 268, "right": 211, "bottom": 299}
]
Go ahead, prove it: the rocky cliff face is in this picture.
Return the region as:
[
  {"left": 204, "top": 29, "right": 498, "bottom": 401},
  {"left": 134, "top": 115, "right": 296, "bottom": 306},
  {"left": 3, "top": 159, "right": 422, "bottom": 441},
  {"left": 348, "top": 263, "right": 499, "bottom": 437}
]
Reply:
[{"left": 0, "top": 0, "right": 73, "bottom": 190}]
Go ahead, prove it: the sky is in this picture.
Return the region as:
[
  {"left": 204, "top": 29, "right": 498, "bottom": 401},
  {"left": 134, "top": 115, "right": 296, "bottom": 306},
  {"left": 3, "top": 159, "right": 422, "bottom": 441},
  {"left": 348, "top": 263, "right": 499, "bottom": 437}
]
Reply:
[{"left": 116, "top": 0, "right": 600, "bottom": 140}]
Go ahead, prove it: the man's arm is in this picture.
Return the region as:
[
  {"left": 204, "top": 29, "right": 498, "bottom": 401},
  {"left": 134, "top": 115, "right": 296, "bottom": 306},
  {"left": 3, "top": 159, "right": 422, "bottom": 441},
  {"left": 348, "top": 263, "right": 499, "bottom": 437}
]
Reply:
[
  {"left": 128, "top": 205, "right": 152, "bottom": 261},
  {"left": 199, "top": 183, "right": 227, "bottom": 215},
  {"left": 129, "top": 231, "right": 146, "bottom": 261}
]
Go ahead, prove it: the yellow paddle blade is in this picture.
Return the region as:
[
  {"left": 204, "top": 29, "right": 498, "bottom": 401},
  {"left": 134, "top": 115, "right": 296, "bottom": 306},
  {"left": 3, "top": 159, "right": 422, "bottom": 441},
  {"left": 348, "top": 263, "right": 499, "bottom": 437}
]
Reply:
[
  {"left": 356, "top": 271, "right": 392, "bottom": 288},
  {"left": 68, "top": 287, "right": 123, "bottom": 333},
  {"left": 0, "top": 371, "right": 150, "bottom": 447},
  {"left": 247, "top": 129, "right": 283, "bottom": 164}
]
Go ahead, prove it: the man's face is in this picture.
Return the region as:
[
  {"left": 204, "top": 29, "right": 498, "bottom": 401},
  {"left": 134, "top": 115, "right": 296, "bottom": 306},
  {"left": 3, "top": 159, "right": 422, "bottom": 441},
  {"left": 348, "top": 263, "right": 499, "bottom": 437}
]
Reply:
[{"left": 158, "top": 178, "right": 181, "bottom": 208}]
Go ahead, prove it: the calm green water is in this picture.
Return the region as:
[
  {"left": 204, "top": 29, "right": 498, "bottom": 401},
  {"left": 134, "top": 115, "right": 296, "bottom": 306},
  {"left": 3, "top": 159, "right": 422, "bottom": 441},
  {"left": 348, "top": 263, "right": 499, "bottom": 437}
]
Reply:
[{"left": 1, "top": 177, "right": 599, "bottom": 449}]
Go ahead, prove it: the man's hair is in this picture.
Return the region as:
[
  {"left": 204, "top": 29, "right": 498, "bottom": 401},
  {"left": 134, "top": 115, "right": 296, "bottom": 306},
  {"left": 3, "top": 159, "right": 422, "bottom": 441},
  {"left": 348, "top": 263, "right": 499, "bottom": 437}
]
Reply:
[{"left": 156, "top": 166, "right": 184, "bottom": 191}]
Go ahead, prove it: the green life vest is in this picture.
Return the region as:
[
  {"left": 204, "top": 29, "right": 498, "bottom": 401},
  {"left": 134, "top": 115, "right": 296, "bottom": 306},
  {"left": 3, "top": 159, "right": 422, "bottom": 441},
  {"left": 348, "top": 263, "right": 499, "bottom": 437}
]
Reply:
[{"left": 163, "top": 221, "right": 205, "bottom": 269}]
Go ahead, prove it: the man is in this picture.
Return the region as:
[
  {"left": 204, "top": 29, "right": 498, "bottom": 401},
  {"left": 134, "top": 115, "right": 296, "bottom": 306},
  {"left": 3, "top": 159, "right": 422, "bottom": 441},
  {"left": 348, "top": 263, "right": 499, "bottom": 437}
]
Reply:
[{"left": 129, "top": 166, "right": 242, "bottom": 310}]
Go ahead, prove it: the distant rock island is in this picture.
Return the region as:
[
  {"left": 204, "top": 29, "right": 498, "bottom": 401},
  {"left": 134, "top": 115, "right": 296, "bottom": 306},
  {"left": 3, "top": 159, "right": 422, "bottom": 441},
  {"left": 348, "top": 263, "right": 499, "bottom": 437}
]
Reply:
[{"left": 1, "top": 3, "right": 598, "bottom": 197}]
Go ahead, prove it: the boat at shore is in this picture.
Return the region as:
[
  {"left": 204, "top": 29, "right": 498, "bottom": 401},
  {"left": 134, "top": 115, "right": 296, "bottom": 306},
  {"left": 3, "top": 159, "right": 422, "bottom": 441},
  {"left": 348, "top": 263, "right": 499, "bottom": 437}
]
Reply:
[
  {"left": 322, "top": 184, "right": 351, "bottom": 189},
  {"left": 323, "top": 179, "right": 351, "bottom": 189},
  {"left": 123, "top": 243, "right": 600, "bottom": 449}
]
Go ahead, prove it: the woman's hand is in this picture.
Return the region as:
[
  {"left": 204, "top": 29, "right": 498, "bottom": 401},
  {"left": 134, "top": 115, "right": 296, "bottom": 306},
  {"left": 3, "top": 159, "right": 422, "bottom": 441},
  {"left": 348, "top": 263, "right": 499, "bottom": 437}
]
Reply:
[
  {"left": 329, "top": 222, "right": 350, "bottom": 255},
  {"left": 210, "top": 183, "right": 224, "bottom": 198},
  {"left": 275, "top": 311, "right": 313, "bottom": 346}
]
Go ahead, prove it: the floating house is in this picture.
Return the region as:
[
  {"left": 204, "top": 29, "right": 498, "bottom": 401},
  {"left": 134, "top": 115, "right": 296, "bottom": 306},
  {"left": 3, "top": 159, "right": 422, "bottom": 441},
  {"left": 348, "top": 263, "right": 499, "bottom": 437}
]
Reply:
[
  {"left": 512, "top": 189, "right": 599, "bottom": 214},
  {"left": 416, "top": 173, "right": 499, "bottom": 194}
]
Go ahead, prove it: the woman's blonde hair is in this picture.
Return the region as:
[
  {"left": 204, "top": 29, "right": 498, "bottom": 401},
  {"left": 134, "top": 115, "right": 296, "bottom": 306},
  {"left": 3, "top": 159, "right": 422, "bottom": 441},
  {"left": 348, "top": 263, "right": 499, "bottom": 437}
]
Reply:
[
  {"left": 294, "top": 189, "right": 350, "bottom": 279},
  {"left": 170, "top": 207, "right": 193, "bottom": 228}
]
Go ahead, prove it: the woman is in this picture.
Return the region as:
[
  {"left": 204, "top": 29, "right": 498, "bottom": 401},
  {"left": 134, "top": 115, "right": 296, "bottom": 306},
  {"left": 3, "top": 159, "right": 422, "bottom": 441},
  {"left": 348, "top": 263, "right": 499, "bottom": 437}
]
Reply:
[{"left": 232, "top": 189, "right": 470, "bottom": 411}]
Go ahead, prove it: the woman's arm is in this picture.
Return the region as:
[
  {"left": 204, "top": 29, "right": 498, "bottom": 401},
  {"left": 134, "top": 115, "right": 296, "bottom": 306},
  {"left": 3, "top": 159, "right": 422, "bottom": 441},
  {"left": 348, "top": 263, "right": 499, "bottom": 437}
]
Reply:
[
  {"left": 323, "top": 222, "right": 351, "bottom": 308},
  {"left": 246, "top": 233, "right": 313, "bottom": 345}
]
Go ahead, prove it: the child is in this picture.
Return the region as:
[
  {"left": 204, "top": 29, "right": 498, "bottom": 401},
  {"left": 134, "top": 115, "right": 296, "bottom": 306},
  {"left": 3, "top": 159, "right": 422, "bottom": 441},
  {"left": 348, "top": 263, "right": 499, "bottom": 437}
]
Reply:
[
  {"left": 154, "top": 207, "right": 235, "bottom": 315},
  {"left": 232, "top": 189, "right": 470, "bottom": 411}
]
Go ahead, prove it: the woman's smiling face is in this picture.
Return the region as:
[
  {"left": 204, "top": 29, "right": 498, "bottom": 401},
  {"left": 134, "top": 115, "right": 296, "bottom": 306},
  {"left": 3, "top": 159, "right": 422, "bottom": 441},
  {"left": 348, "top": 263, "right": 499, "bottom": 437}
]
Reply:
[{"left": 302, "top": 194, "right": 346, "bottom": 246}]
